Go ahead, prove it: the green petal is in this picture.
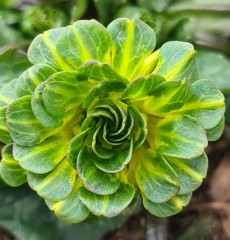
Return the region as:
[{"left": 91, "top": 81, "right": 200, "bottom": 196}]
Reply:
[
  {"left": 154, "top": 115, "right": 208, "bottom": 159},
  {"left": 129, "top": 105, "right": 148, "bottom": 149},
  {"left": 153, "top": 41, "right": 198, "bottom": 82},
  {"left": 206, "top": 117, "right": 224, "bottom": 141},
  {"left": 143, "top": 79, "right": 191, "bottom": 116},
  {"left": 13, "top": 134, "right": 69, "bottom": 174},
  {"left": 178, "top": 79, "right": 225, "bottom": 130},
  {"left": 166, "top": 153, "right": 208, "bottom": 195},
  {"left": 31, "top": 82, "right": 63, "bottom": 128},
  {"left": 122, "top": 74, "right": 165, "bottom": 101},
  {"left": 93, "top": 139, "right": 133, "bottom": 173},
  {"left": 0, "top": 79, "right": 17, "bottom": 108},
  {"left": 27, "top": 27, "right": 73, "bottom": 70},
  {"left": 78, "top": 183, "right": 135, "bottom": 217},
  {"left": 77, "top": 147, "right": 120, "bottom": 195},
  {"left": 0, "top": 107, "right": 11, "bottom": 144},
  {"left": 16, "top": 63, "right": 57, "bottom": 97},
  {"left": 135, "top": 149, "right": 179, "bottom": 203},
  {"left": 27, "top": 159, "right": 76, "bottom": 201},
  {"left": 107, "top": 18, "right": 156, "bottom": 80},
  {"left": 0, "top": 144, "right": 27, "bottom": 187},
  {"left": 42, "top": 71, "right": 91, "bottom": 118},
  {"left": 77, "top": 60, "right": 128, "bottom": 83},
  {"left": 6, "top": 96, "right": 58, "bottom": 147},
  {"left": 143, "top": 193, "right": 192, "bottom": 217},
  {"left": 55, "top": 20, "right": 113, "bottom": 68},
  {"left": 67, "top": 128, "right": 91, "bottom": 168},
  {"left": 46, "top": 182, "right": 89, "bottom": 224},
  {"left": 83, "top": 80, "right": 127, "bottom": 109}
]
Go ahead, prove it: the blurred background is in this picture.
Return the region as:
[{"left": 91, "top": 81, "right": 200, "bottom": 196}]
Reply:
[{"left": 0, "top": 0, "right": 230, "bottom": 239}]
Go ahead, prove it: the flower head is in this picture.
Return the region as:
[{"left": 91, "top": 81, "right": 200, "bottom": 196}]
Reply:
[{"left": 0, "top": 18, "right": 225, "bottom": 223}]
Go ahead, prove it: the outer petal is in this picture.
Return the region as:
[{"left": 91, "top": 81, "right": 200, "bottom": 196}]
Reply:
[
  {"left": 28, "top": 20, "right": 113, "bottom": 70},
  {"left": 6, "top": 96, "right": 59, "bottom": 147},
  {"left": 46, "top": 181, "right": 89, "bottom": 224},
  {"left": 135, "top": 149, "right": 179, "bottom": 203},
  {"left": 27, "top": 159, "right": 76, "bottom": 201},
  {"left": 13, "top": 133, "right": 69, "bottom": 174},
  {"left": 0, "top": 107, "right": 11, "bottom": 144},
  {"left": 153, "top": 41, "right": 198, "bottom": 82},
  {"left": 143, "top": 193, "right": 192, "bottom": 217},
  {"left": 165, "top": 153, "right": 208, "bottom": 195},
  {"left": 78, "top": 183, "right": 135, "bottom": 217},
  {"left": 153, "top": 114, "right": 208, "bottom": 159},
  {"left": 0, "top": 144, "right": 27, "bottom": 187},
  {"left": 56, "top": 20, "right": 113, "bottom": 68},
  {"left": 107, "top": 18, "right": 156, "bottom": 80},
  {"left": 178, "top": 79, "right": 225, "bottom": 130}
]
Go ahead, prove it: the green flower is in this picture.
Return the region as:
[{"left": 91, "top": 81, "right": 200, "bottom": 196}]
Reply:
[{"left": 0, "top": 18, "right": 225, "bottom": 223}]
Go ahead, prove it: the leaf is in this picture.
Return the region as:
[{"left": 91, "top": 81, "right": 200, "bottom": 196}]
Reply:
[
  {"left": 50, "top": 20, "right": 113, "bottom": 69},
  {"left": 122, "top": 74, "right": 165, "bottom": 101},
  {"left": 166, "top": 153, "right": 208, "bottom": 195},
  {"left": 16, "top": 63, "right": 57, "bottom": 97},
  {"left": 6, "top": 96, "right": 58, "bottom": 147},
  {"left": 27, "top": 159, "right": 76, "bottom": 201},
  {"left": 178, "top": 79, "right": 225, "bottom": 130},
  {"left": 0, "top": 185, "right": 128, "bottom": 240},
  {"left": 71, "top": 0, "right": 88, "bottom": 21},
  {"left": 137, "top": 0, "right": 173, "bottom": 12},
  {"left": 94, "top": 0, "right": 128, "bottom": 25},
  {"left": 196, "top": 50, "right": 230, "bottom": 94},
  {"left": 21, "top": 5, "right": 68, "bottom": 37},
  {"left": 46, "top": 182, "right": 89, "bottom": 224},
  {"left": 0, "top": 107, "right": 11, "bottom": 144},
  {"left": 135, "top": 149, "right": 179, "bottom": 203},
  {"left": 0, "top": 144, "right": 27, "bottom": 187},
  {"left": 77, "top": 147, "right": 120, "bottom": 195},
  {"left": 154, "top": 114, "right": 208, "bottom": 159},
  {"left": 78, "top": 183, "right": 135, "bottom": 217},
  {"left": 93, "top": 139, "right": 133, "bottom": 173},
  {"left": 143, "top": 79, "right": 191, "bottom": 116},
  {"left": 0, "top": 185, "right": 63, "bottom": 240},
  {"left": 107, "top": 18, "right": 156, "bottom": 80},
  {"left": 13, "top": 134, "right": 69, "bottom": 174},
  {"left": 143, "top": 193, "right": 192, "bottom": 217},
  {"left": 42, "top": 71, "right": 91, "bottom": 118},
  {"left": 153, "top": 41, "right": 198, "bottom": 82},
  {"left": 0, "top": 47, "right": 31, "bottom": 87},
  {"left": 206, "top": 117, "right": 225, "bottom": 141}
]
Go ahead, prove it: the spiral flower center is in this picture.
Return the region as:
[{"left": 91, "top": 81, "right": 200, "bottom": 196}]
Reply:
[{"left": 82, "top": 98, "right": 146, "bottom": 155}]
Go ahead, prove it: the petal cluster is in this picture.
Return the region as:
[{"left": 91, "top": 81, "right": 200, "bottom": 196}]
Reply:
[{"left": 0, "top": 18, "right": 225, "bottom": 223}]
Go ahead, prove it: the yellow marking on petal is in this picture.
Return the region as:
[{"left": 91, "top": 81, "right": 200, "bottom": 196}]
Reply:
[
  {"left": 119, "top": 20, "right": 135, "bottom": 76},
  {"left": 42, "top": 33, "right": 72, "bottom": 70},
  {"left": 167, "top": 157, "right": 203, "bottom": 182},
  {"left": 35, "top": 160, "right": 69, "bottom": 191},
  {"left": 153, "top": 51, "right": 196, "bottom": 80}
]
